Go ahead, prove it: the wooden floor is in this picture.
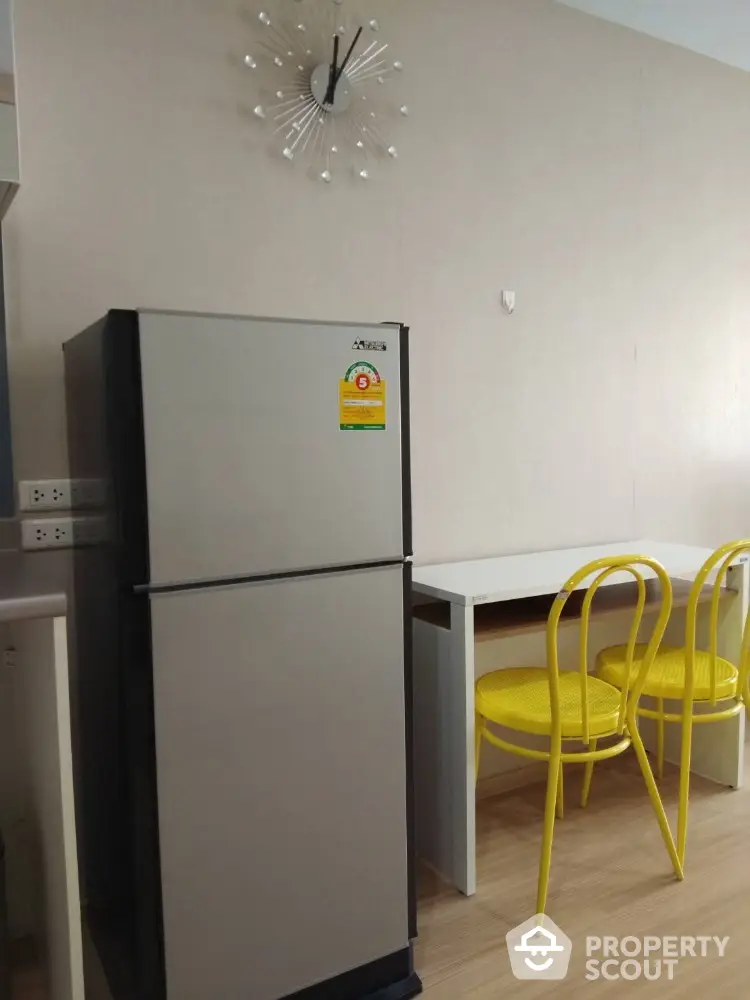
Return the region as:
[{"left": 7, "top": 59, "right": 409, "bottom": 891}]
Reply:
[
  {"left": 78, "top": 748, "right": 750, "bottom": 999},
  {"left": 415, "top": 747, "right": 750, "bottom": 997}
]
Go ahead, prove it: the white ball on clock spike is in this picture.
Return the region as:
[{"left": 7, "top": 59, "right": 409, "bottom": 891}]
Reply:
[
  {"left": 282, "top": 147, "right": 294, "bottom": 160},
  {"left": 244, "top": 55, "right": 257, "bottom": 69},
  {"left": 359, "top": 169, "right": 370, "bottom": 180},
  {"left": 393, "top": 61, "right": 403, "bottom": 71},
  {"left": 320, "top": 169, "right": 332, "bottom": 183},
  {"left": 388, "top": 145, "right": 398, "bottom": 158},
  {"left": 331, "top": 145, "right": 338, "bottom": 154},
  {"left": 258, "top": 11, "right": 271, "bottom": 25},
  {"left": 369, "top": 19, "right": 379, "bottom": 31},
  {"left": 356, "top": 140, "right": 364, "bottom": 149},
  {"left": 253, "top": 105, "right": 266, "bottom": 119},
  {"left": 273, "top": 56, "right": 283, "bottom": 67},
  {"left": 399, "top": 105, "right": 409, "bottom": 116}
]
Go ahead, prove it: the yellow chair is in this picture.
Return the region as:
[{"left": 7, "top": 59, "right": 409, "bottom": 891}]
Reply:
[
  {"left": 594, "top": 540, "right": 750, "bottom": 868},
  {"left": 475, "top": 555, "right": 683, "bottom": 915}
]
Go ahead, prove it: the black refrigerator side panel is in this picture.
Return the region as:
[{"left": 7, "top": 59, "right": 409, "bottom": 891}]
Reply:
[
  {"left": 64, "top": 311, "right": 164, "bottom": 1000},
  {"left": 104, "top": 310, "right": 151, "bottom": 589},
  {"left": 403, "top": 562, "right": 417, "bottom": 941},
  {"left": 399, "top": 325, "right": 412, "bottom": 560},
  {"left": 104, "top": 311, "right": 165, "bottom": 1000},
  {"left": 64, "top": 316, "right": 127, "bottom": 910},
  {"left": 395, "top": 325, "right": 416, "bottom": 937}
]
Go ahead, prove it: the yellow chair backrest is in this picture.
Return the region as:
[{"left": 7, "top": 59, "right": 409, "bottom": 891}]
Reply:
[
  {"left": 684, "top": 540, "right": 750, "bottom": 706},
  {"left": 546, "top": 555, "right": 673, "bottom": 742}
]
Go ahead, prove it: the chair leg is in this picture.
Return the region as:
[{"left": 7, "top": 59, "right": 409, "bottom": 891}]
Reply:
[
  {"left": 677, "top": 713, "right": 693, "bottom": 867},
  {"left": 556, "top": 764, "right": 564, "bottom": 820},
  {"left": 630, "top": 720, "right": 683, "bottom": 880},
  {"left": 656, "top": 698, "right": 665, "bottom": 780},
  {"left": 536, "top": 751, "right": 561, "bottom": 914},
  {"left": 475, "top": 713, "right": 483, "bottom": 784},
  {"left": 581, "top": 739, "right": 598, "bottom": 808}
]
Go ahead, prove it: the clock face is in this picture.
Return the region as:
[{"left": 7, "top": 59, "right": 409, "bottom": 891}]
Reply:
[{"left": 245, "top": 1, "right": 407, "bottom": 183}]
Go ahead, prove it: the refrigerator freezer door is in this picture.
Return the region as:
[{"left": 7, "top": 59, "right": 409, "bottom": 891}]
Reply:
[
  {"left": 149, "top": 564, "right": 410, "bottom": 1000},
  {"left": 138, "top": 312, "right": 406, "bottom": 587}
]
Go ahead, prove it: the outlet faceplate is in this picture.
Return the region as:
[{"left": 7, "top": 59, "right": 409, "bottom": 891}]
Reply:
[
  {"left": 18, "top": 478, "right": 106, "bottom": 512},
  {"left": 19, "top": 479, "right": 70, "bottom": 510},
  {"left": 21, "top": 518, "right": 73, "bottom": 549},
  {"left": 21, "top": 515, "right": 109, "bottom": 551}
]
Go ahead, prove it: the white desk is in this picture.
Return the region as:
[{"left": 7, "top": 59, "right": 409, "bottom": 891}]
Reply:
[{"left": 412, "top": 540, "right": 748, "bottom": 896}]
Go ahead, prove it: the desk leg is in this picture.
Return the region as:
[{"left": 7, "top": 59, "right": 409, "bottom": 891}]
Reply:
[
  {"left": 689, "top": 561, "right": 748, "bottom": 789},
  {"left": 413, "top": 603, "right": 476, "bottom": 895},
  {"left": 450, "top": 604, "right": 476, "bottom": 896},
  {"left": 643, "top": 563, "right": 747, "bottom": 789}
]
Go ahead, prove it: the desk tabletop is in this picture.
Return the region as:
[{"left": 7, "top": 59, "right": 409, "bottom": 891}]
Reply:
[{"left": 412, "top": 539, "right": 731, "bottom": 606}]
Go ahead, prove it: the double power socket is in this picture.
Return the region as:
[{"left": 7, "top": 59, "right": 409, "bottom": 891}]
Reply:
[{"left": 19, "top": 478, "right": 108, "bottom": 551}]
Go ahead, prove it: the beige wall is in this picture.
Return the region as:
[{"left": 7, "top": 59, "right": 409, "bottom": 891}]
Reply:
[{"left": 5, "top": 0, "right": 750, "bottom": 563}]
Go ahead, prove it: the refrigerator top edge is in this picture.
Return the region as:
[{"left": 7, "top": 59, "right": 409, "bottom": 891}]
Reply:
[{"left": 134, "top": 308, "right": 405, "bottom": 332}]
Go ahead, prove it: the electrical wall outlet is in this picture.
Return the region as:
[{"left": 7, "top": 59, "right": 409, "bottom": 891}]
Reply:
[
  {"left": 21, "top": 517, "right": 75, "bottom": 549},
  {"left": 21, "top": 515, "right": 109, "bottom": 550},
  {"left": 18, "top": 479, "right": 71, "bottom": 510},
  {"left": 18, "top": 478, "right": 106, "bottom": 512}
]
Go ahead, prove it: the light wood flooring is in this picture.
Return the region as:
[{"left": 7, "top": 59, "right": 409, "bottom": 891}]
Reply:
[
  {"left": 74, "top": 748, "right": 750, "bottom": 999},
  {"left": 416, "top": 747, "right": 750, "bottom": 997}
]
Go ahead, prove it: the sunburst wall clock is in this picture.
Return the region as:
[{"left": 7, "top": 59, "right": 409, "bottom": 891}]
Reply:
[{"left": 245, "top": 0, "right": 407, "bottom": 182}]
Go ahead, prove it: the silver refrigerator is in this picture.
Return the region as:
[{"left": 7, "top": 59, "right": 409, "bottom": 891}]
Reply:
[{"left": 63, "top": 310, "right": 420, "bottom": 1000}]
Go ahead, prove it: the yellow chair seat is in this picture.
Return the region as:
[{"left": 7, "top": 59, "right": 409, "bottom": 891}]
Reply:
[
  {"left": 597, "top": 644, "right": 738, "bottom": 701},
  {"left": 476, "top": 668, "right": 622, "bottom": 738}
]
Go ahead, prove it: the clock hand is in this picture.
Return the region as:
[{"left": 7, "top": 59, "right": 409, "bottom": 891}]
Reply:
[
  {"left": 324, "top": 34, "right": 340, "bottom": 106},
  {"left": 333, "top": 26, "right": 363, "bottom": 91}
]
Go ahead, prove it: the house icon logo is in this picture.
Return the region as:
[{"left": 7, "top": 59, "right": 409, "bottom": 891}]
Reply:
[{"left": 506, "top": 914, "right": 572, "bottom": 980}]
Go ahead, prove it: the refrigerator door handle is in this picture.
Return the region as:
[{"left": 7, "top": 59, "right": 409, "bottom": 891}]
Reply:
[{"left": 136, "top": 557, "right": 408, "bottom": 596}]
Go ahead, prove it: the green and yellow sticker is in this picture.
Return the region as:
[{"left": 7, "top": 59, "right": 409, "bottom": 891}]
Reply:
[{"left": 339, "top": 361, "right": 386, "bottom": 431}]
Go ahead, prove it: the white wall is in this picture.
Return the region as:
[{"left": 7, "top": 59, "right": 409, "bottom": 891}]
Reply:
[
  {"left": 0, "top": 0, "right": 13, "bottom": 76},
  {"left": 5, "top": 0, "right": 750, "bottom": 563},
  {"left": 559, "top": 0, "right": 750, "bottom": 73}
]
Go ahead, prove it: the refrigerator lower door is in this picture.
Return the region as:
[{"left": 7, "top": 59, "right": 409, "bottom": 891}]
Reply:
[{"left": 149, "top": 564, "right": 410, "bottom": 1000}]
